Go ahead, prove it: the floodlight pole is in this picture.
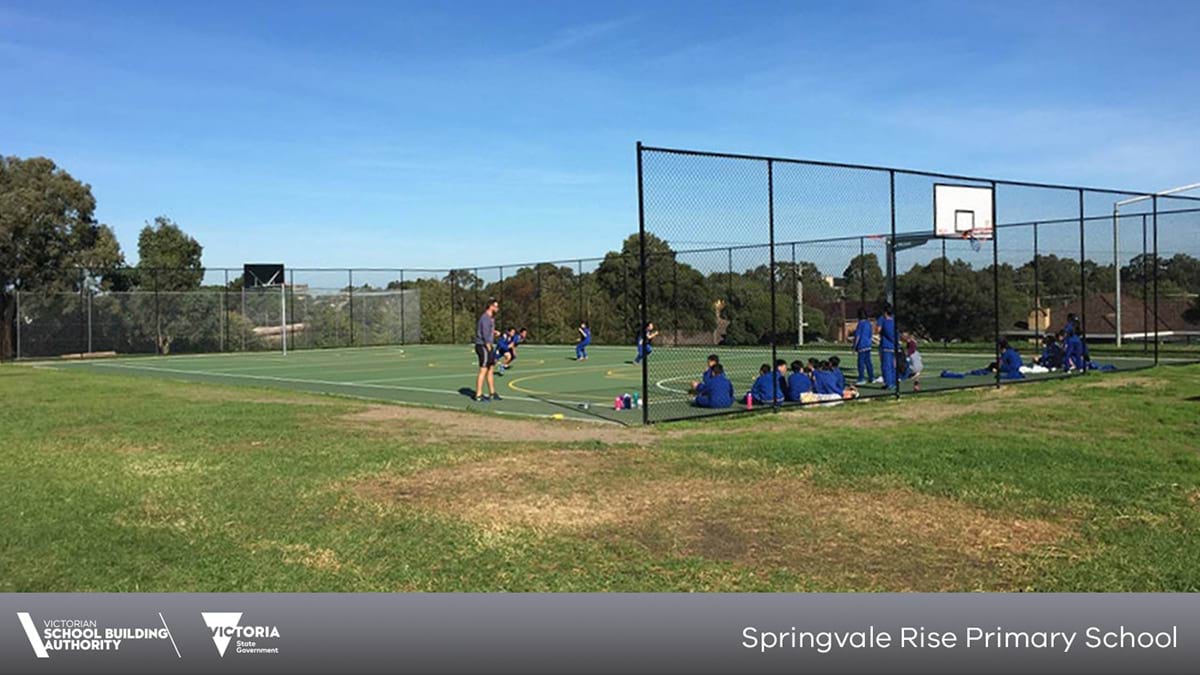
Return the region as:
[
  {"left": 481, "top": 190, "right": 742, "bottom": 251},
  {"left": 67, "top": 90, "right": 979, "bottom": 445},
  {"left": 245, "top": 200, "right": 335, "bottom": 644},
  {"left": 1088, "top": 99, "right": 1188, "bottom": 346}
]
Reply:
[{"left": 1113, "top": 182, "right": 1200, "bottom": 347}]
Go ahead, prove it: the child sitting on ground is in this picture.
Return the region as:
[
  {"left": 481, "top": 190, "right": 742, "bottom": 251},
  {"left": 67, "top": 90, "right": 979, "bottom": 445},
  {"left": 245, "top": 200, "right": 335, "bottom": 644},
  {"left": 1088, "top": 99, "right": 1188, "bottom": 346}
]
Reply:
[
  {"left": 690, "top": 354, "right": 720, "bottom": 394},
  {"left": 750, "top": 362, "right": 786, "bottom": 406},
  {"left": 787, "top": 360, "right": 813, "bottom": 401},
  {"left": 693, "top": 363, "right": 734, "bottom": 408}
]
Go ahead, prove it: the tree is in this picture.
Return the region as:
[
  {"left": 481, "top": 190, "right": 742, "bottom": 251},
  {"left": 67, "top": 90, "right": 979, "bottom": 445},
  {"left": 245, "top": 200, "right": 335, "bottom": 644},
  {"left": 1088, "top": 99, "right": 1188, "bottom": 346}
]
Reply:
[
  {"left": 130, "top": 217, "right": 205, "bottom": 353},
  {"left": 841, "top": 253, "right": 885, "bottom": 304},
  {"left": 138, "top": 216, "right": 203, "bottom": 291},
  {"left": 0, "top": 156, "right": 122, "bottom": 358}
]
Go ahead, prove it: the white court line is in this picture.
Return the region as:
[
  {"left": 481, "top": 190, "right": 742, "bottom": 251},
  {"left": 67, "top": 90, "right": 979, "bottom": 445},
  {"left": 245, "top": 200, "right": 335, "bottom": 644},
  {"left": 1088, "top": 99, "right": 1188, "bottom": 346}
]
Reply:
[
  {"left": 78, "top": 361, "right": 601, "bottom": 407},
  {"left": 357, "top": 361, "right": 626, "bottom": 384}
]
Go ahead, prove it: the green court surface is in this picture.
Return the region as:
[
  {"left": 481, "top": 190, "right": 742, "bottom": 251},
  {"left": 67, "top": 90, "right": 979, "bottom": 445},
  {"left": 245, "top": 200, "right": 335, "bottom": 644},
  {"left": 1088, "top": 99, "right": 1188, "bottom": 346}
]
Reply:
[{"left": 29, "top": 342, "right": 1186, "bottom": 423}]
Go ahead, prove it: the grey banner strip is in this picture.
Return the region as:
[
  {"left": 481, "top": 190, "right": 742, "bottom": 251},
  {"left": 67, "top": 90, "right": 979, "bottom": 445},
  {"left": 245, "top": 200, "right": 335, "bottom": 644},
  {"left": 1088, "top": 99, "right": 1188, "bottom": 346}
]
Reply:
[{"left": 1, "top": 594, "right": 1196, "bottom": 674}]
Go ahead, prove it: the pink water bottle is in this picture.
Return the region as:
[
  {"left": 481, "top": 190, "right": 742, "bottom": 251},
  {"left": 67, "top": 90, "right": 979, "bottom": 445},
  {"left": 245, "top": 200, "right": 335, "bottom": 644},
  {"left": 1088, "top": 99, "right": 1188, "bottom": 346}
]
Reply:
[
  {"left": 745, "top": 392, "right": 753, "bottom": 410},
  {"left": 614, "top": 396, "right": 623, "bottom": 411}
]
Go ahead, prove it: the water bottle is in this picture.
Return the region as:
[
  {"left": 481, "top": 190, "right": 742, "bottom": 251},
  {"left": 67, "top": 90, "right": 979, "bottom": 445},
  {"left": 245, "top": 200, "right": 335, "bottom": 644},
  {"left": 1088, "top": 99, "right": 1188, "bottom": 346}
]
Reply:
[
  {"left": 614, "top": 396, "right": 623, "bottom": 411},
  {"left": 745, "top": 392, "right": 753, "bottom": 410},
  {"left": 622, "top": 393, "right": 633, "bottom": 410}
]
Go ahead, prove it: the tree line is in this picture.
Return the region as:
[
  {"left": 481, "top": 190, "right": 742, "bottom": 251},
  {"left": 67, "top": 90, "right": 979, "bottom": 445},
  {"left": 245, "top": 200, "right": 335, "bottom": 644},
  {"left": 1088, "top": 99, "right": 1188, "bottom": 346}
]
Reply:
[{"left": 4, "top": 155, "right": 1199, "bottom": 358}]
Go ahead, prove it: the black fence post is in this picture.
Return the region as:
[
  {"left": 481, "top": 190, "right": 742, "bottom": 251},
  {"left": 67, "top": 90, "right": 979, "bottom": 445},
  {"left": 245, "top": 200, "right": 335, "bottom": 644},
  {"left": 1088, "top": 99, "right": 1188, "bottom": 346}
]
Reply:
[
  {"left": 349, "top": 269, "right": 355, "bottom": 347},
  {"left": 1141, "top": 215, "right": 1148, "bottom": 353},
  {"left": 497, "top": 266, "right": 505, "bottom": 332},
  {"left": 727, "top": 247, "right": 733, "bottom": 334},
  {"left": 1078, "top": 190, "right": 1086, "bottom": 375},
  {"left": 223, "top": 269, "right": 229, "bottom": 352},
  {"left": 399, "top": 269, "right": 406, "bottom": 345},
  {"left": 448, "top": 270, "right": 456, "bottom": 345},
  {"left": 1033, "top": 223, "right": 1040, "bottom": 344},
  {"left": 768, "top": 159, "right": 778, "bottom": 410},
  {"left": 890, "top": 171, "right": 901, "bottom": 400},
  {"left": 941, "top": 238, "right": 947, "bottom": 346},
  {"left": 992, "top": 181, "right": 1001, "bottom": 390},
  {"left": 79, "top": 268, "right": 87, "bottom": 354},
  {"left": 288, "top": 269, "right": 295, "bottom": 351},
  {"left": 637, "top": 141, "right": 649, "bottom": 424},
  {"left": 672, "top": 252, "right": 679, "bottom": 346},
  {"left": 859, "top": 237, "right": 866, "bottom": 306},
  {"left": 535, "top": 265, "right": 543, "bottom": 343},
  {"left": 578, "top": 259, "right": 584, "bottom": 326},
  {"left": 1152, "top": 196, "right": 1159, "bottom": 366},
  {"left": 154, "top": 268, "right": 161, "bottom": 355},
  {"left": 791, "top": 242, "right": 798, "bottom": 347}
]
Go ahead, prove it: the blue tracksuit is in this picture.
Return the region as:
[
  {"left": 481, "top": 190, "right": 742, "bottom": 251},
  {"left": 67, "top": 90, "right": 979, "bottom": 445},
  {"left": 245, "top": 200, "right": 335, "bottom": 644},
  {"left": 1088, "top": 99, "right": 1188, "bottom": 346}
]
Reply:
[
  {"left": 1040, "top": 343, "right": 1064, "bottom": 370},
  {"left": 1064, "top": 335, "right": 1085, "bottom": 370},
  {"left": 878, "top": 314, "right": 897, "bottom": 388},
  {"left": 832, "top": 368, "right": 847, "bottom": 391},
  {"left": 694, "top": 374, "right": 735, "bottom": 408},
  {"left": 701, "top": 366, "right": 717, "bottom": 384},
  {"left": 751, "top": 372, "right": 784, "bottom": 405},
  {"left": 853, "top": 318, "right": 874, "bottom": 382},
  {"left": 786, "top": 372, "right": 813, "bottom": 401},
  {"left": 814, "top": 369, "right": 843, "bottom": 396},
  {"left": 999, "top": 347, "right": 1024, "bottom": 380},
  {"left": 1063, "top": 319, "right": 1077, "bottom": 338},
  {"left": 495, "top": 334, "right": 511, "bottom": 360},
  {"left": 634, "top": 330, "right": 653, "bottom": 363},
  {"left": 575, "top": 327, "right": 591, "bottom": 359}
]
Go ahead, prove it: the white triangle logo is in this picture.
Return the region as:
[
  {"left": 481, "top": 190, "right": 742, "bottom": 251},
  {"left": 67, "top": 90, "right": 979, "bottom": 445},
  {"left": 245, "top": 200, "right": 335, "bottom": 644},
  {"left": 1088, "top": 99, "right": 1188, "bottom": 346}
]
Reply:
[{"left": 201, "top": 612, "right": 243, "bottom": 657}]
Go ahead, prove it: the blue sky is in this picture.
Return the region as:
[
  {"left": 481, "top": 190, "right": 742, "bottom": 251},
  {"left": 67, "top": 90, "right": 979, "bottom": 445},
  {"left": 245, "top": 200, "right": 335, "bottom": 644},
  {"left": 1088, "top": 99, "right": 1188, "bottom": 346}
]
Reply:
[{"left": 2, "top": 0, "right": 1198, "bottom": 269}]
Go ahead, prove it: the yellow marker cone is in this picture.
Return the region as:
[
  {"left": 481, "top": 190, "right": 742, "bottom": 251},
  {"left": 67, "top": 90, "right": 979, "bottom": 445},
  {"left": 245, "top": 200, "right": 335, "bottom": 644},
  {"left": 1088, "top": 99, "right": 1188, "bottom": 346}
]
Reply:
[{"left": 551, "top": 413, "right": 565, "bottom": 420}]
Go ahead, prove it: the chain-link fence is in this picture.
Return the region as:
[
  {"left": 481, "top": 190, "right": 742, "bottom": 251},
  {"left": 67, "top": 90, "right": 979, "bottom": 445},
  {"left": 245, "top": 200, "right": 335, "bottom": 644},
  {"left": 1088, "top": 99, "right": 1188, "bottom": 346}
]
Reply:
[
  {"left": 636, "top": 143, "right": 1200, "bottom": 422},
  {"left": 5, "top": 145, "right": 1198, "bottom": 425}
]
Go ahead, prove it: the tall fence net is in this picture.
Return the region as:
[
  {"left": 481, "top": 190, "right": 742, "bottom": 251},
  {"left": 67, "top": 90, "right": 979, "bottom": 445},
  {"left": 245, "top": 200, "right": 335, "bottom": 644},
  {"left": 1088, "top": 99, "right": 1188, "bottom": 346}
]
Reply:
[
  {"left": 636, "top": 144, "right": 1200, "bottom": 423},
  {"left": 5, "top": 146, "right": 1199, "bottom": 424}
]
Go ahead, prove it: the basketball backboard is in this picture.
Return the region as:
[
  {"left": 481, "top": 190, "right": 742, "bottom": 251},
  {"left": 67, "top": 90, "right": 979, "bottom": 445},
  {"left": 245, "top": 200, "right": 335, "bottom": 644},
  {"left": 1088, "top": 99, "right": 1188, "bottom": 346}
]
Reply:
[{"left": 934, "top": 184, "right": 993, "bottom": 240}]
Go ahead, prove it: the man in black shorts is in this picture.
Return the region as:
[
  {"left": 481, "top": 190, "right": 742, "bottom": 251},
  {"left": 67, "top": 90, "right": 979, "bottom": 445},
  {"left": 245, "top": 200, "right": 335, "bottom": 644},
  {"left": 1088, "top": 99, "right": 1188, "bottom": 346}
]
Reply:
[{"left": 474, "top": 298, "right": 501, "bottom": 402}]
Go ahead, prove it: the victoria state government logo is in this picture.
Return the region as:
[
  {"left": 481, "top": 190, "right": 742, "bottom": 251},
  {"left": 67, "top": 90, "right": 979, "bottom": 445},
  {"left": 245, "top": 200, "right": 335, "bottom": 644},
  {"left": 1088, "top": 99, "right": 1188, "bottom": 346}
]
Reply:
[{"left": 201, "top": 612, "right": 281, "bottom": 657}]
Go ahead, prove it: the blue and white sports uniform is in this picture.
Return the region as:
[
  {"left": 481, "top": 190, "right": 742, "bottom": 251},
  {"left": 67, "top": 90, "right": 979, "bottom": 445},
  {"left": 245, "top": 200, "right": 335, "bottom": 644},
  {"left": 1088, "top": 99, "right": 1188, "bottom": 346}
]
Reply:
[
  {"left": 878, "top": 314, "right": 897, "bottom": 388},
  {"left": 852, "top": 318, "right": 874, "bottom": 383},
  {"left": 575, "top": 326, "right": 591, "bottom": 359}
]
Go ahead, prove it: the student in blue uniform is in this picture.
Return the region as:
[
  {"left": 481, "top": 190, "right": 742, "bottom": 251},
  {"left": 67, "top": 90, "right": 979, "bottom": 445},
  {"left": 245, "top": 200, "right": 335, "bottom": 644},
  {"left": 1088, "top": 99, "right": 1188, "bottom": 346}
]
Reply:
[
  {"left": 751, "top": 363, "right": 785, "bottom": 406},
  {"left": 828, "top": 355, "right": 847, "bottom": 392},
  {"left": 877, "top": 303, "right": 898, "bottom": 388},
  {"left": 1035, "top": 334, "right": 1064, "bottom": 370},
  {"left": 787, "top": 360, "right": 813, "bottom": 401},
  {"left": 852, "top": 308, "right": 875, "bottom": 385},
  {"left": 494, "top": 329, "right": 512, "bottom": 371},
  {"left": 998, "top": 339, "right": 1025, "bottom": 380},
  {"left": 634, "top": 322, "right": 658, "bottom": 364},
  {"left": 575, "top": 322, "right": 591, "bottom": 360},
  {"left": 1063, "top": 313, "right": 1078, "bottom": 338},
  {"left": 690, "top": 355, "right": 721, "bottom": 394},
  {"left": 1064, "top": 330, "right": 1086, "bottom": 372},
  {"left": 693, "top": 363, "right": 735, "bottom": 409},
  {"left": 813, "top": 361, "right": 843, "bottom": 396}
]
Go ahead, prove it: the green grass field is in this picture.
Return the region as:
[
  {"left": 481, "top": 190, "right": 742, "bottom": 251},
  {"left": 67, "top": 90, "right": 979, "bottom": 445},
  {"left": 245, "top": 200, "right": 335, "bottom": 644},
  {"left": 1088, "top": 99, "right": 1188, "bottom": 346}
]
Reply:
[
  {"left": 2, "top": 352, "right": 1198, "bottom": 592},
  {"left": 23, "top": 343, "right": 1179, "bottom": 423}
]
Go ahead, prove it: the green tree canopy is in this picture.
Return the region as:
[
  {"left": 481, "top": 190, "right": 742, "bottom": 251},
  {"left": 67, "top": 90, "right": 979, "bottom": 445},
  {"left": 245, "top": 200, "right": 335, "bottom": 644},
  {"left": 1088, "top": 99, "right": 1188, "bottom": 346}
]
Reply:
[{"left": 138, "top": 216, "right": 203, "bottom": 291}]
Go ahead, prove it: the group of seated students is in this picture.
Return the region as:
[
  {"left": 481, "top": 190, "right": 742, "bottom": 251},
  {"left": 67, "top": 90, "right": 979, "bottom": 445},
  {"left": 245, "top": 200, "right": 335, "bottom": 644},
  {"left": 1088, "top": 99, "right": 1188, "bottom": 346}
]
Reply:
[
  {"left": 1032, "top": 314, "right": 1090, "bottom": 373},
  {"left": 943, "top": 314, "right": 1098, "bottom": 381},
  {"left": 690, "top": 354, "right": 858, "bottom": 409}
]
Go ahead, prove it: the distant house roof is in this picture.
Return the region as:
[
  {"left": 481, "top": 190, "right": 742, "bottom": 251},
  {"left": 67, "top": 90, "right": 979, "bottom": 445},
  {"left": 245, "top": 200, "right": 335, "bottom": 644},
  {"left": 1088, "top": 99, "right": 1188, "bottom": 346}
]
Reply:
[{"left": 1052, "top": 292, "right": 1195, "bottom": 335}]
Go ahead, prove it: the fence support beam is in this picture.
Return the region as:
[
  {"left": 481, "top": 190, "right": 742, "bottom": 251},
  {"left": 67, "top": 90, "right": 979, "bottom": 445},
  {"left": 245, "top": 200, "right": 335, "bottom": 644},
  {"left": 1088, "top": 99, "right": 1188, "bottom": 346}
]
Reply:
[
  {"left": 1078, "top": 190, "right": 1087, "bottom": 376},
  {"left": 993, "top": 181, "right": 1001, "bottom": 391},
  {"left": 637, "top": 141, "right": 649, "bottom": 424},
  {"left": 768, "top": 159, "right": 779, "bottom": 410}
]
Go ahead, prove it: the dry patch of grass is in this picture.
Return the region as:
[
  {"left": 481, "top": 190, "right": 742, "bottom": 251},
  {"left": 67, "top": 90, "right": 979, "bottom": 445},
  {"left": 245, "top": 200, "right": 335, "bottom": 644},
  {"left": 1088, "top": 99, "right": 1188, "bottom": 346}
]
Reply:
[
  {"left": 1079, "top": 376, "right": 1165, "bottom": 391},
  {"left": 348, "top": 449, "right": 1075, "bottom": 591},
  {"left": 250, "top": 540, "right": 347, "bottom": 574},
  {"left": 342, "top": 405, "right": 657, "bottom": 445}
]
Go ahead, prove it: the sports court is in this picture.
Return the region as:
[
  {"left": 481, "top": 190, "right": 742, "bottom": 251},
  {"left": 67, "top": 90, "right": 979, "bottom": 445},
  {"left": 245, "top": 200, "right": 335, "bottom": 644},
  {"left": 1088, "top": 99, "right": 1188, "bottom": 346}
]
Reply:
[{"left": 33, "top": 343, "right": 1173, "bottom": 424}]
